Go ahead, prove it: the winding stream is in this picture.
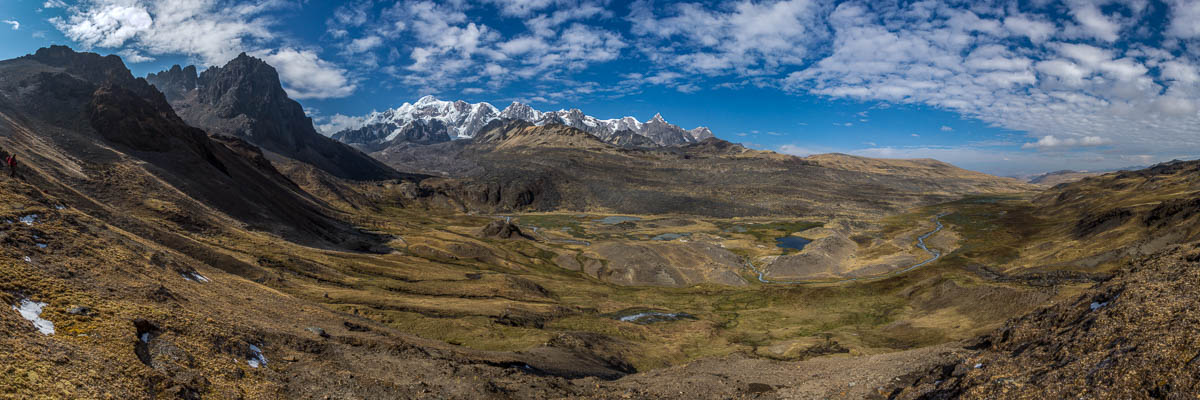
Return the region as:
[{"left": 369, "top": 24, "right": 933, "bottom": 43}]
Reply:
[{"left": 747, "top": 212, "right": 950, "bottom": 285}]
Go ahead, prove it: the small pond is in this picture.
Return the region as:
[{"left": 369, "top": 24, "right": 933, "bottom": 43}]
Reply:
[
  {"left": 650, "top": 233, "right": 690, "bottom": 241},
  {"left": 612, "top": 310, "right": 696, "bottom": 325},
  {"left": 593, "top": 216, "right": 642, "bottom": 225},
  {"left": 775, "top": 236, "right": 812, "bottom": 251}
]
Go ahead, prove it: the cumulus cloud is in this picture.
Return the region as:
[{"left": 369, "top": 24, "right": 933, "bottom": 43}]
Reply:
[
  {"left": 258, "top": 48, "right": 357, "bottom": 99},
  {"left": 327, "top": 0, "right": 625, "bottom": 95},
  {"left": 628, "top": 0, "right": 827, "bottom": 76},
  {"left": 1003, "top": 15, "right": 1055, "bottom": 43},
  {"left": 1022, "top": 135, "right": 1112, "bottom": 149},
  {"left": 314, "top": 113, "right": 367, "bottom": 136},
  {"left": 116, "top": 48, "right": 154, "bottom": 63},
  {"left": 3, "top": 20, "right": 19, "bottom": 30},
  {"left": 777, "top": 144, "right": 834, "bottom": 157},
  {"left": 483, "top": 0, "right": 558, "bottom": 17},
  {"left": 52, "top": 4, "right": 152, "bottom": 48},
  {"left": 346, "top": 35, "right": 383, "bottom": 54},
  {"left": 1065, "top": 0, "right": 1122, "bottom": 42},
  {"left": 1166, "top": 0, "right": 1200, "bottom": 38}
]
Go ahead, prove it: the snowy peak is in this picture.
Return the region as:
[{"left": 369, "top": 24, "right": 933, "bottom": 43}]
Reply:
[
  {"left": 331, "top": 96, "right": 714, "bottom": 148},
  {"left": 415, "top": 95, "right": 440, "bottom": 106},
  {"left": 499, "top": 102, "right": 543, "bottom": 122}
]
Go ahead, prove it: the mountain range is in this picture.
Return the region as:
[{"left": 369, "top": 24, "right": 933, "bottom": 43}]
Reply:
[
  {"left": 329, "top": 95, "right": 714, "bottom": 151},
  {"left": 5, "top": 46, "right": 1198, "bottom": 399}
]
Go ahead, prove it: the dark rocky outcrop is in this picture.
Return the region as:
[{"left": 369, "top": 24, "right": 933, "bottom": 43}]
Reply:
[
  {"left": 146, "top": 54, "right": 401, "bottom": 181},
  {"left": 333, "top": 119, "right": 452, "bottom": 151},
  {"left": 480, "top": 219, "right": 534, "bottom": 240}
]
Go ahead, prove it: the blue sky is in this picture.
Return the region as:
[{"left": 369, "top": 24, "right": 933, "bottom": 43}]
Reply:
[{"left": 1, "top": 0, "right": 1198, "bottom": 176}]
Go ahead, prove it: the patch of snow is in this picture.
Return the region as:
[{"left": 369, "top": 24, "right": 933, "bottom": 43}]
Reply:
[
  {"left": 36, "top": 243, "right": 47, "bottom": 249},
  {"left": 23, "top": 256, "right": 31, "bottom": 263},
  {"left": 12, "top": 299, "right": 54, "bottom": 335},
  {"left": 618, "top": 311, "right": 693, "bottom": 324},
  {"left": 973, "top": 363, "right": 983, "bottom": 369},
  {"left": 181, "top": 272, "right": 210, "bottom": 283},
  {"left": 1089, "top": 301, "right": 1107, "bottom": 310},
  {"left": 18, "top": 214, "right": 38, "bottom": 225},
  {"left": 54, "top": 205, "right": 65, "bottom": 210},
  {"left": 247, "top": 344, "right": 267, "bottom": 368},
  {"left": 140, "top": 332, "right": 150, "bottom": 343}
]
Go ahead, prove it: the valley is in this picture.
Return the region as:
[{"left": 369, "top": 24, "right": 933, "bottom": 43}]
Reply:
[{"left": 0, "top": 46, "right": 1196, "bottom": 399}]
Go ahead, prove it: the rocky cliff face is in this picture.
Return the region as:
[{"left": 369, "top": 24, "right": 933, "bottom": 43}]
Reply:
[{"left": 146, "top": 54, "right": 400, "bottom": 181}]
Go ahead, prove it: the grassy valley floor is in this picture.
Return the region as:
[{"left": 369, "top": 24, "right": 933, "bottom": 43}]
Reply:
[{"left": 183, "top": 193, "right": 1089, "bottom": 374}]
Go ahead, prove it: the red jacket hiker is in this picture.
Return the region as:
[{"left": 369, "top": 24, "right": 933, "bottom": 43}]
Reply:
[{"left": 5, "top": 154, "right": 15, "bottom": 177}]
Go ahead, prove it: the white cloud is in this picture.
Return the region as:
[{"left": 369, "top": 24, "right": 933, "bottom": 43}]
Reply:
[
  {"left": 258, "top": 48, "right": 356, "bottom": 99},
  {"left": 43, "top": 0, "right": 68, "bottom": 8},
  {"left": 1065, "top": 0, "right": 1121, "bottom": 42},
  {"left": 777, "top": 144, "right": 834, "bottom": 157},
  {"left": 628, "top": 0, "right": 827, "bottom": 75},
  {"left": 484, "top": 0, "right": 557, "bottom": 17},
  {"left": 1021, "top": 135, "right": 1111, "bottom": 149},
  {"left": 116, "top": 48, "right": 154, "bottom": 62},
  {"left": 1161, "top": 61, "right": 1200, "bottom": 84},
  {"left": 1003, "top": 15, "right": 1055, "bottom": 43},
  {"left": 342, "top": 1, "right": 627, "bottom": 94},
  {"left": 346, "top": 35, "right": 383, "bottom": 54},
  {"left": 51, "top": 4, "right": 153, "bottom": 48},
  {"left": 3, "top": 20, "right": 19, "bottom": 30},
  {"left": 940, "top": 125, "right": 954, "bottom": 131},
  {"left": 1166, "top": 0, "right": 1200, "bottom": 38},
  {"left": 315, "top": 113, "right": 367, "bottom": 136}
]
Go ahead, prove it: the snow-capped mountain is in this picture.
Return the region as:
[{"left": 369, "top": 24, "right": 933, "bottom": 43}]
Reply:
[{"left": 330, "top": 96, "right": 714, "bottom": 149}]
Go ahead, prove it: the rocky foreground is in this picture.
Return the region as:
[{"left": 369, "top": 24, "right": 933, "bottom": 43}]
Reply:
[{"left": 889, "top": 242, "right": 1200, "bottom": 399}]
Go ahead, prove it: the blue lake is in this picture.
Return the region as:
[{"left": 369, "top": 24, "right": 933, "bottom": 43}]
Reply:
[{"left": 775, "top": 236, "right": 812, "bottom": 251}]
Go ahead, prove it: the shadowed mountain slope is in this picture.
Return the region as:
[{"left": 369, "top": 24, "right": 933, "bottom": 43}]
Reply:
[
  {"left": 146, "top": 55, "right": 401, "bottom": 181},
  {"left": 0, "top": 46, "right": 384, "bottom": 251}
]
